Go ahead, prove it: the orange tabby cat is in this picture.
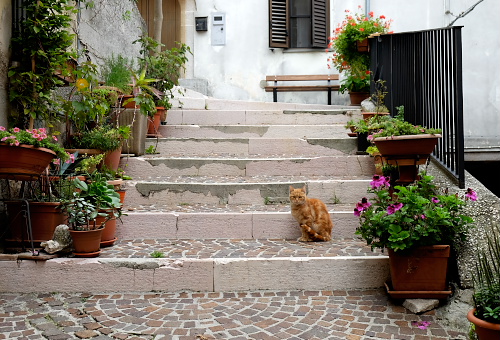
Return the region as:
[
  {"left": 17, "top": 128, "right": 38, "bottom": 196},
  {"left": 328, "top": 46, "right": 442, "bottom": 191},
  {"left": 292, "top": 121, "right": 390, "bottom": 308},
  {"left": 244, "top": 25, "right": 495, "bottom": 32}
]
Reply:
[{"left": 289, "top": 185, "right": 333, "bottom": 242}]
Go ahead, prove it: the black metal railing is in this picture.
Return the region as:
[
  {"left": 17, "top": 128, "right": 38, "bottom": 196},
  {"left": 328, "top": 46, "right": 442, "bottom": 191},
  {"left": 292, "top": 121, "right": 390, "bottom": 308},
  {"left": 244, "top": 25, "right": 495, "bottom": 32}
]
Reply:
[{"left": 370, "top": 26, "right": 465, "bottom": 188}]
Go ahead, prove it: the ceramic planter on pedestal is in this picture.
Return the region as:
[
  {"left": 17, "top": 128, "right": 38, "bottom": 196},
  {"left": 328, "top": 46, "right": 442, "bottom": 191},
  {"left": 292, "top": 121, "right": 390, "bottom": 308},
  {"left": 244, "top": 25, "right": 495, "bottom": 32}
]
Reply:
[
  {"left": 118, "top": 109, "right": 148, "bottom": 156},
  {"left": 0, "top": 144, "right": 56, "bottom": 179},
  {"left": 467, "top": 309, "right": 500, "bottom": 340},
  {"left": 386, "top": 245, "right": 452, "bottom": 299},
  {"left": 373, "top": 134, "right": 441, "bottom": 183}
]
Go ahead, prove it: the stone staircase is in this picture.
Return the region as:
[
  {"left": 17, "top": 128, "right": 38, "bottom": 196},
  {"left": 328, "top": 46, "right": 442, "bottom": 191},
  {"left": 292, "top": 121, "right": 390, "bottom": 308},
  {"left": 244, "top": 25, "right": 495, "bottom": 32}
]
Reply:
[{"left": 0, "top": 94, "right": 390, "bottom": 293}]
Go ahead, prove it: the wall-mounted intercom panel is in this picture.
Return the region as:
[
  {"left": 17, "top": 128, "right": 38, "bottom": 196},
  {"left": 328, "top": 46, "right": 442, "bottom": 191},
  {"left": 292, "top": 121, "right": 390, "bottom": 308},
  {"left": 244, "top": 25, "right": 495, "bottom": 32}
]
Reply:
[{"left": 211, "top": 12, "right": 226, "bottom": 46}]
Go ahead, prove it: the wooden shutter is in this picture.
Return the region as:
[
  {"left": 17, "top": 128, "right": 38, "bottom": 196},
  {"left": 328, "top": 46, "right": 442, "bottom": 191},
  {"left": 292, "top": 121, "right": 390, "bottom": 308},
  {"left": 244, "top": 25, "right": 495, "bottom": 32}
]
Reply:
[
  {"left": 311, "top": 0, "right": 328, "bottom": 48},
  {"left": 269, "top": 0, "right": 289, "bottom": 48}
]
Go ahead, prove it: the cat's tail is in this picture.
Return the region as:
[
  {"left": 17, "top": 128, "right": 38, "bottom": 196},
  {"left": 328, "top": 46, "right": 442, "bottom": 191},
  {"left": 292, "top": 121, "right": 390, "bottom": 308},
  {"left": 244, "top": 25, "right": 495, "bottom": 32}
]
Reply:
[{"left": 300, "top": 224, "right": 331, "bottom": 242}]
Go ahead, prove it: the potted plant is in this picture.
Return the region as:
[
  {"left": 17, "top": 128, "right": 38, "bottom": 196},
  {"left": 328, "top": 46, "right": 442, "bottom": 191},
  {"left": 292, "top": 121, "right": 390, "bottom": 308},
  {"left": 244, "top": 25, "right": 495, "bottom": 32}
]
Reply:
[
  {"left": 368, "top": 106, "right": 442, "bottom": 183},
  {"left": 354, "top": 172, "right": 477, "bottom": 298},
  {"left": 0, "top": 126, "right": 70, "bottom": 178},
  {"left": 467, "top": 235, "right": 500, "bottom": 339},
  {"left": 8, "top": 0, "right": 76, "bottom": 130},
  {"left": 328, "top": 7, "right": 392, "bottom": 105},
  {"left": 362, "top": 79, "right": 390, "bottom": 120}
]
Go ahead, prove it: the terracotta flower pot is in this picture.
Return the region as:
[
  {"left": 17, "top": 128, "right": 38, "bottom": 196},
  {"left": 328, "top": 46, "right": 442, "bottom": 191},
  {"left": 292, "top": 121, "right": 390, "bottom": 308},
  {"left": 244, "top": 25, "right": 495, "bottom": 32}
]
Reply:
[
  {"left": 69, "top": 228, "right": 103, "bottom": 257},
  {"left": 467, "top": 309, "right": 500, "bottom": 340},
  {"left": 348, "top": 92, "right": 370, "bottom": 106},
  {"left": 388, "top": 245, "right": 450, "bottom": 292},
  {"left": 6, "top": 201, "right": 66, "bottom": 245},
  {"left": 96, "top": 212, "right": 117, "bottom": 247},
  {"left": 102, "top": 147, "right": 122, "bottom": 172},
  {"left": 147, "top": 107, "right": 163, "bottom": 137},
  {"left": 0, "top": 144, "right": 56, "bottom": 179}
]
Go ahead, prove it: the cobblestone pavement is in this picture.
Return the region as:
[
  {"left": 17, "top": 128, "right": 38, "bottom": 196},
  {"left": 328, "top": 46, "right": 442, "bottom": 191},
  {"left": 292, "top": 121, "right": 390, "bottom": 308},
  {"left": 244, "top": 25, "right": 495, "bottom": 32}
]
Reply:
[
  {"left": 99, "top": 238, "right": 385, "bottom": 259},
  {"left": 0, "top": 289, "right": 468, "bottom": 340}
]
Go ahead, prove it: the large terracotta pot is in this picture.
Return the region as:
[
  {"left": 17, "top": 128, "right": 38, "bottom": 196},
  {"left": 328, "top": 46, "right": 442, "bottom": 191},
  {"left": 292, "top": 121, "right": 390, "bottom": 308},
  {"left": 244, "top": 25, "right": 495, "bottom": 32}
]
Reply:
[
  {"left": 6, "top": 201, "right": 66, "bottom": 245},
  {"left": 69, "top": 228, "right": 103, "bottom": 257},
  {"left": 147, "top": 107, "right": 163, "bottom": 137},
  {"left": 0, "top": 144, "right": 56, "bottom": 179},
  {"left": 388, "top": 245, "right": 450, "bottom": 292},
  {"left": 348, "top": 92, "right": 370, "bottom": 106},
  {"left": 467, "top": 309, "right": 500, "bottom": 340},
  {"left": 119, "top": 94, "right": 137, "bottom": 108},
  {"left": 102, "top": 147, "right": 122, "bottom": 171},
  {"left": 96, "top": 212, "right": 117, "bottom": 247}
]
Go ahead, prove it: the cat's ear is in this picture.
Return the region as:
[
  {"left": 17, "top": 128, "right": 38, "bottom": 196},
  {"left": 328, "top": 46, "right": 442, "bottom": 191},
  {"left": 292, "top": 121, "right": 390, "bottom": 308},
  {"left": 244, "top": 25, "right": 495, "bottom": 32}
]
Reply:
[
  {"left": 302, "top": 185, "right": 307, "bottom": 193},
  {"left": 289, "top": 185, "right": 295, "bottom": 192}
]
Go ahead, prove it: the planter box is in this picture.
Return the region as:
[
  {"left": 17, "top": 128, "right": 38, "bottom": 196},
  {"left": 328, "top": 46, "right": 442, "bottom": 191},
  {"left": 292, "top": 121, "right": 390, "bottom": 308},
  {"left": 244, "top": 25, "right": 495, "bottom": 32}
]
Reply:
[{"left": 117, "top": 109, "right": 148, "bottom": 156}]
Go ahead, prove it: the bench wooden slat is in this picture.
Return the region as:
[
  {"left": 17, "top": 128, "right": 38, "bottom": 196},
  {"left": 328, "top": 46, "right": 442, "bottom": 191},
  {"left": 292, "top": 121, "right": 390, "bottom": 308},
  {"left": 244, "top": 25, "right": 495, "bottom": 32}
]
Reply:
[
  {"left": 265, "top": 74, "right": 339, "bottom": 81},
  {"left": 264, "top": 85, "right": 340, "bottom": 92}
]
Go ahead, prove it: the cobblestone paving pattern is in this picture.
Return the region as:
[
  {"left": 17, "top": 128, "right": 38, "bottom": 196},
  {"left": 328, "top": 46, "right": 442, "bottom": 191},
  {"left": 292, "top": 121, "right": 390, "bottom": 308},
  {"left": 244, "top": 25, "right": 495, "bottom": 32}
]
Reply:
[
  {"left": 100, "top": 239, "right": 385, "bottom": 259},
  {"left": 0, "top": 290, "right": 468, "bottom": 340}
]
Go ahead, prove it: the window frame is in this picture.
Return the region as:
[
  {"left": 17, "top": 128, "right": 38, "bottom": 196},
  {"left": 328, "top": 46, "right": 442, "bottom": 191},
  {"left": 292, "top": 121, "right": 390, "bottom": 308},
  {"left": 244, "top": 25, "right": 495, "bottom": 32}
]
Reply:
[{"left": 269, "top": 0, "right": 329, "bottom": 49}]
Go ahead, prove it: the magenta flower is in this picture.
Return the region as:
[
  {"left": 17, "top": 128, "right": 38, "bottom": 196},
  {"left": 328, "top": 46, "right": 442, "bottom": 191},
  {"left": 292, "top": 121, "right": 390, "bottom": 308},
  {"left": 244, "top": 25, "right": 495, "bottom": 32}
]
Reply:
[
  {"left": 431, "top": 197, "right": 440, "bottom": 203},
  {"left": 411, "top": 321, "right": 431, "bottom": 330},
  {"left": 0, "top": 126, "right": 5, "bottom": 131},
  {"left": 13, "top": 127, "right": 20, "bottom": 133},
  {"left": 421, "top": 214, "right": 426, "bottom": 219},
  {"left": 465, "top": 188, "right": 477, "bottom": 201},
  {"left": 387, "top": 203, "right": 403, "bottom": 215},
  {"left": 370, "top": 175, "right": 390, "bottom": 189},
  {"left": 354, "top": 197, "right": 372, "bottom": 216}
]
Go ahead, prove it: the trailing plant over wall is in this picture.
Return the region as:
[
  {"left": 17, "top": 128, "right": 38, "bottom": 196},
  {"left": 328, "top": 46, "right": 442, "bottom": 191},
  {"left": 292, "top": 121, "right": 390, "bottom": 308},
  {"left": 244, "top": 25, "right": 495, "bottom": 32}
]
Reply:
[{"left": 8, "top": 0, "right": 77, "bottom": 128}]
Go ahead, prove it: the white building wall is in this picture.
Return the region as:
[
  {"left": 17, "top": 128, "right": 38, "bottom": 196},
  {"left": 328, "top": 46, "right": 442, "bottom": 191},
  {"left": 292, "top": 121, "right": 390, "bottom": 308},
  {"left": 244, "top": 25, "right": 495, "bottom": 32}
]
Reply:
[{"left": 188, "top": 0, "right": 500, "bottom": 156}]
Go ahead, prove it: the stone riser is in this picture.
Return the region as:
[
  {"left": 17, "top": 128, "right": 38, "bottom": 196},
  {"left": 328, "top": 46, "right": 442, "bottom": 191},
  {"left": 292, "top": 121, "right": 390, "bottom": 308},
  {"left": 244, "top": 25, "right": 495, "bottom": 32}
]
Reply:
[
  {"left": 158, "top": 124, "right": 349, "bottom": 139},
  {"left": 0, "top": 256, "right": 389, "bottom": 293},
  {"left": 117, "top": 210, "right": 359, "bottom": 239},
  {"left": 125, "top": 179, "right": 370, "bottom": 206},
  {"left": 167, "top": 109, "right": 358, "bottom": 126},
  {"left": 146, "top": 138, "right": 357, "bottom": 156},
  {"left": 121, "top": 156, "right": 376, "bottom": 178}
]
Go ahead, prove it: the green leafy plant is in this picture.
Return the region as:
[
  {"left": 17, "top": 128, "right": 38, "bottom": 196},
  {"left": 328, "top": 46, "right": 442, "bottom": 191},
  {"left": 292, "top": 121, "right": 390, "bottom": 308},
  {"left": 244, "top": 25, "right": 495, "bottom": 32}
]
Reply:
[
  {"left": 472, "top": 235, "right": 500, "bottom": 323},
  {"left": 150, "top": 251, "right": 165, "bottom": 258},
  {"left": 368, "top": 106, "right": 442, "bottom": 140},
  {"left": 0, "top": 126, "right": 69, "bottom": 162},
  {"left": 328, "top": 7, "right": 392, "bottom": 93},
  {"left": 72, "top": 125, "right": 130, "bottom": 152},
  {"left": 8, "top": 0, "right": 77, "bottom": 128},
  {"left": 123, "top": 66, "right": 162, "bottom": 117},
  {"left": 370, "top": 79, "right": 389, "bottom": 113},
  {"left": 60, "top": 173, "right": 122, "bottom": 230},
  {"left": 145, "top": 145, "right": 157, "bottom": 154},
  {"left": 354, "top": 172, "right": 477, "bottom": 251},
  {"left": 101, "top": 54, "right": 133, "bottom": 94},
  {"left": 134, "top": 35, "right": 192, "bottom": 109}
]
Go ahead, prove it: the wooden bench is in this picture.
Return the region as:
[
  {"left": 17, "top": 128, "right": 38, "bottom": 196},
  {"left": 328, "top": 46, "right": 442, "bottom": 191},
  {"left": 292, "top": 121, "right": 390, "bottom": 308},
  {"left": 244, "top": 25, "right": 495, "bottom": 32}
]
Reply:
[{"left": 265, "top": 74, "right": 340, "bottom": 105}]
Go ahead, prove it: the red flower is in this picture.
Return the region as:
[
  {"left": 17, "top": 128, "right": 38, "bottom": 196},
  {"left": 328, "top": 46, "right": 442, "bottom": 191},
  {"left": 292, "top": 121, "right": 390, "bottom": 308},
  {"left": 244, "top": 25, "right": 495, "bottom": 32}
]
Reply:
[
  {"left": 380, "top": 15, "right": 386, "bottom": 19},
  {"left": 369, "top": 11, "right": 374, "bottom": 17},
  {"left": 359, "top": 28, "right": 365, "bottom": 32}
]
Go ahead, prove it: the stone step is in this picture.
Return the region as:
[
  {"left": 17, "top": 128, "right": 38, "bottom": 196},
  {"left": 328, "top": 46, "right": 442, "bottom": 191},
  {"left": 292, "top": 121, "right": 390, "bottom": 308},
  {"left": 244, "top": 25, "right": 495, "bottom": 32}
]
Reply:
[
  {"left": 144, "top": 137, "right": 357, "bottom": 156},
  {"left": 123, "top": 177, "right": 370, "bottom": 207},
  {"left": 167, "top": 108, "right": 360, "bottom": 126},
  {"left": 0, "top": 238, "right": 388, "bottom": 293},
  {"left": 119, "top": 206, "right": 358, "bottom": 239},
  {"left": 158, "top": 124, "right": 350, "bottom": 139},
  {"left": 122, "top": 155, "right": 375, "bottom": 178}
]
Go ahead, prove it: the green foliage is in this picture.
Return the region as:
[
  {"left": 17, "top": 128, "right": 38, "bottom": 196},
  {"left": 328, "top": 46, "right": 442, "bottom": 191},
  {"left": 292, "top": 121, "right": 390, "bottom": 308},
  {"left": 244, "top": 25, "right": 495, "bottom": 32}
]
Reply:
[
  {"left": 150, "top": 251, "right": 165, "bottom": 258},
  {"left": 73, "top": 125, "right": 130, "bottom": 152},
  {"left": 8, "top": 0, "right": 77, "bottom": 126},
  {"left": 134, "top": 35, "right": 192, "bottom": 109},
  {"left": 60, "top": 173, "right": 122, "bottom": 230},
  {"left": 371, "top": 79, "right": 389, "bottom": 112},
  {"left": 354, "top": 173, "right": 477, "bottom": 251},
  {"left": 328, "top": 7, "right": 392, "bottom": 93},
  {"left": 473, "top": 235, "right": 500, "bottom": 323},
  {"left": 101, "top": 54, "right": 134, "bottom": 93},
  {"left": 369, "top": 106, "right": 442, "bottom": 139},
  {"left": 145, "top": 145, "right": 157, "bottom": 154}
]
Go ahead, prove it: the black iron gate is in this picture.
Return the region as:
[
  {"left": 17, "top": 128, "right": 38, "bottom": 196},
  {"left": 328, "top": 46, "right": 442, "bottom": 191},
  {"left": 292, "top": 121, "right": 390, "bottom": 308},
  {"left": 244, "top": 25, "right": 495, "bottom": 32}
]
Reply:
[{"left": 370, "top": 26, "right": 465, "bottom": 188}]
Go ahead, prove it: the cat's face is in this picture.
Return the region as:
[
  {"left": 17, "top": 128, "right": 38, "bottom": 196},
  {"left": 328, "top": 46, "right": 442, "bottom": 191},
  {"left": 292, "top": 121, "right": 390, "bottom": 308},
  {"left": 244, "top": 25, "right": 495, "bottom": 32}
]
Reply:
[{"left": 289, "top": 185, "right": 307, "bottom": 205}]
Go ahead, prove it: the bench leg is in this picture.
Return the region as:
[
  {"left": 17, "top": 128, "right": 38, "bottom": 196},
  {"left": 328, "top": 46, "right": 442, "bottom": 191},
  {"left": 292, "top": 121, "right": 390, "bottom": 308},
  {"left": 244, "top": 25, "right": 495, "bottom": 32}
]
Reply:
[
  {"left": 328, "top": 89, "right": 332, "bottom": 105},
  {"left": 273, "top": 89, "right": 277, "bottom": 102}
]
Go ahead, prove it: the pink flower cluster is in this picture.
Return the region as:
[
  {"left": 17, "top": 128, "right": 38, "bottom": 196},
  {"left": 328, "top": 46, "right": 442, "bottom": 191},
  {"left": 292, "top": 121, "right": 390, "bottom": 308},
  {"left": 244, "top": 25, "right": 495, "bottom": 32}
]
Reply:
[
  {"left": 370, "top": 175, "right": 391, "bottom": 189},
  {"left": 0, "top": 126, "right": 57, "bottom": 146},
  {"left": 354, "top": 197, "right": 371, "bottom": 217}
]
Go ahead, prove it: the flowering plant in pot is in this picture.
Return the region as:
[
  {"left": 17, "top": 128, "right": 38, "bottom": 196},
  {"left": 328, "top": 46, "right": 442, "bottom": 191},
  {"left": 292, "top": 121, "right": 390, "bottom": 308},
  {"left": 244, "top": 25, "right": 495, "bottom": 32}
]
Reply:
[
  {"left": 328, "top": 7, "right": 392, "bottom": 104},
  {"left": 467, "top": 235, "right": 500, "bottom": 339},
  {"left": 354, "top": 172, "right": 477, "bottom": 296}
]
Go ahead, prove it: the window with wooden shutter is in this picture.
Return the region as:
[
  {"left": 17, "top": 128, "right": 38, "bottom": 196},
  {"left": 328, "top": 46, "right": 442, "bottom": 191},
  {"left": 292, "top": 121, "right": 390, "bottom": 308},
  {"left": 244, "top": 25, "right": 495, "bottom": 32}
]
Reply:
[
  {"left": 269, "top": 0, "right": 289, "bottom": 48},
  {"left": 269, "top": 0, "right": 329, "bottom": 49},
  {"left": 311, "top": 0, "right": 328, "bottom": 48}
]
